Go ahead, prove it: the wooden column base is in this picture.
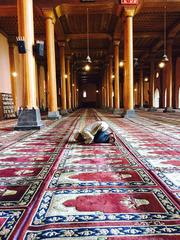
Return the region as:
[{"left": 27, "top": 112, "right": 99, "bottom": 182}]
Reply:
[
  {"left": 14, "top": 108, "right": 43, "bottom": 130},
  {"left": 48, "top": 111, "right": 61, "bottom": 119},
  {"left": 60, "top": 109, "right": 68, "bottom": 116},
  {"left": 68, "top": 109, "right": 73, "bottom": 113},
  {"left": 147, "top": 107, "right": 157, "bottom": 112},
  {"left": 107, "top": 107, "right": 114, "bottom": 113},
  {"left": 163, "top": 107, "right": 175, "bottom": 113},
  {"left": 113, "top": 108, "right": 122, "bottom": 115},
  {"left": 121, "top": 109, "right": 136, "bottom": 118}
]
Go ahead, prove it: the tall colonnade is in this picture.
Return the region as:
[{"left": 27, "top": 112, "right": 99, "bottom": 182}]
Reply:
[{"left": 1, "top": 0, "right": 179, "bottom": 130}]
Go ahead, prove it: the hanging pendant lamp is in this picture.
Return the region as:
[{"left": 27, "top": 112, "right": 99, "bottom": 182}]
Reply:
[
  {"left": 159, "top": 3, "right": 169, "bottom": 68},
  {"left": 84, "top": 8, "right": 91, "bottom": 71}
]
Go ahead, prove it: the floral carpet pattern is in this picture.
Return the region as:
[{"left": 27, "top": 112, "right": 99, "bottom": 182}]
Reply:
[
  {"left": 98, "top": 110, "right": 180, "bottom": 203},
  {"left": 0, "top": 109, "right": 179, "bottom": 239}
]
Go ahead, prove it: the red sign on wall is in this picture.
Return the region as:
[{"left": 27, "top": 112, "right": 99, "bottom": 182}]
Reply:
[{"left": 121, "top": 0, "right": 138, "bottom": 4}]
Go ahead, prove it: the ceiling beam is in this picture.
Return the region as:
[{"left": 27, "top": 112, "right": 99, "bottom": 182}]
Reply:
[
  {"left": 67, "top": 33, "right": 112, "bottom": 41},
  {"left": 152, "top": 40, "right": 164, "bottom": 52},
  {"left": 71, "top": 48, "right": 108, "bottom": 56},
  {"left": 142, "top": 1, "right": 180, "bottom": 12},
  {"left": 134, "top": 31, "right": 162, "bottom": 38},
  {"left": 168, "top": 23, "right": 180, "bottom": 38},
  {"left": 54, "top": 6, "right": 66, "bottom": 41},
  {"left": 60, "top": 2, "right": 115, "bottom": 15},
  {"left": 0, "top": 5, "right": 16, "bottom": 16}
]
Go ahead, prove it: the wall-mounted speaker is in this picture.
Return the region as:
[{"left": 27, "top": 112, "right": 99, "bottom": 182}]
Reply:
[
  {"left": 17, "top": 40, "right": 26, "bottom": 54},
  {"left": 34, "top": 40, "right": 44, "bottom": 57}
]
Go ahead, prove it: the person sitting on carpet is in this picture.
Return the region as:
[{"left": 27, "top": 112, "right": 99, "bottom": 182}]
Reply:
[{"left": 74, "top": 121, "right": 115, "bottom": 144}]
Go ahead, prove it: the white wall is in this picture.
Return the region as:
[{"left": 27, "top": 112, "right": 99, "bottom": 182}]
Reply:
[
  {"left": 39, "top": 65, "right": 46, "bottom": 109},
  {"left": 14, "top": 46, "right": 24, "bottom": 108},
  {"left": 0, "top": 33, "right": 11, "bottom": 93}
]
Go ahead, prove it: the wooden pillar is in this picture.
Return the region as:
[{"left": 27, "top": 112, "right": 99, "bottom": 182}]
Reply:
[
  {"left": 149, "top": 59, "right": 155, "bottom": 108},
  {"left": 76, "top": 85, "right": 79, "bottom": 108},
  {"left": 9, "top": 44, "right": 17, "bottom": 112},
  {"left": 101, "top": 76, "right": 105, "bottom": 108},
  {"left": 17, "top": 0, "right": 37, "bottom": 108},
  {"left": 109, "top": 55, "right": 113, "bottom": 109},
  {"left": 139, "top": 64, "right": 144, "bottom": 108},
  {"left": 38, "top": 65, "right": 46, "bottom": 110},
  {"left": 134, "top": 82, "right": 138, "bottom": 105},
  {"left": 66, "top": 56, "right": 72, "bottom": 110},
  {"left": 106, "top": 64, "right": 110, "bottom": 108},
  {"left": 71, "top": 83, "right": 75, "bottom": 110},
  {"left": 44, "top": 9, "right": 59, "bottom": 118},
  {"left": 71, "top": 65, "right": 75, "bottom": 109},
  {"left": 166, "top": 39, "right": 173, "bottom": 109},
  {"left": 15, "top": 0, "right": 44, "bottom": 129},
  {"left": 104, "top": 69, "right": 107, "bottom": 108},
  {"left": 59, "top": 42, "right": 67, "bottom": 113},
  {"left": 35, "top": 63, "right": 39, "bottom": 107},
  {"left": 114, "top": 40, "right": 120, "bottom": 110},
  {"left": 123, "top": 7, "right": 135, "bottom": 116},
  {"left": 74, "top": 69, "right": 77, "bottom": 108}
]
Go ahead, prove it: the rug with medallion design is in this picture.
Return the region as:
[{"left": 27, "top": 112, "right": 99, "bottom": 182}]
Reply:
[{"left": 18, "top": 110, "right": 180, "bottom": 240}]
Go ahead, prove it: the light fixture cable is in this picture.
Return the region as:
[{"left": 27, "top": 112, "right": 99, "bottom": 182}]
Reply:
[
  {"left": 87, "top": 8, "right": 89, "bottom": 58},
  {"left": 86, "top": 8, "right": 91, "bottom": 63},
  {"left": 162, "top": 0, "right": 168, "bottom": 62},
  {"left": 164, "top": 4, "right": 167, "bottom": 57}
]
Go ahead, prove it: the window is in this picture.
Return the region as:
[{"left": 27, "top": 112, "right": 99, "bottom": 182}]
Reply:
[
  {"left": 154, "top": 88, "right": 160, "bottom": 108},
  {"left": 83, "top": 90, "right": 87, "bottom": 98},
  {"left": 164, "top": 88, "right": 167, "bottom": 108}
]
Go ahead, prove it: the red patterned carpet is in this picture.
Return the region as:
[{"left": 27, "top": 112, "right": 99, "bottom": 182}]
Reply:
[{"left": 0, "top": 109, "right": 179, "bottom": 240}]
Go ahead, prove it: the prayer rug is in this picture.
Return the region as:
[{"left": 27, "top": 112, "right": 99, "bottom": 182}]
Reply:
[
  {"left": 0, "top": 155, "right": 55, "bottom": 166},
  {"left": 151, "top": 169, "right": 180, "bottom": 202},
  {"left": 58, "top": 155, "right": 139, "bottom": 169},
  {"left": 0, "top": 209, "right": 25, "bottom": 240},
  {"left": 1, "top": 109, "right": 180, "bottom": 239},
  {"left": 0, "top": 166, "right": 50, "bottom": 180},
  {"left": 141, "top": 156, "right": 180, "bottom": 170},
  {"left": 22, "top": 188, "right": 180, "bottom": 239},
  {"left": 0, "top": 129, "right": 34, "bottom": 151},
  {"left": 0, "top": 112, "right": 80, "bottom": 239},
  {"left": 0, "top": 180, "right": 42, "bottom": 207},
  {"left": 48, "top": 168, "right": 156, "bottom": 188},
  {"left": 98, "top": 111, "right": 180, "bottom": 205}
]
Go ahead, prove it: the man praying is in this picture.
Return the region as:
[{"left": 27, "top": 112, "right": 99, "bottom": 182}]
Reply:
[{"left": 74, "top": 121, "right": 115, "bottom": 144}]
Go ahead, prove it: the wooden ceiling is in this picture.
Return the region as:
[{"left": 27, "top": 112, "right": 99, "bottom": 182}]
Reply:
[{"left": 0, "top": 0, "right": 180, "bottom": 79}]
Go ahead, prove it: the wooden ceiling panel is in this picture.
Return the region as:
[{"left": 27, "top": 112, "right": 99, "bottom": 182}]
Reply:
[
  {"left": 0, "top": 16, "right": 18, "bottom": 36},
  {"left": 60, "top": 2, "right": 115, "bottom": 15},
  {"left": 60, "top": 13, "right": 114, "bottom": 35},
  {"left": 134, "top": 12, "right": 163, "bottom": 32},
  {"left": 34, "top": 16, "right": 45, "bottom": 36},
  {"left": 0, "top": 0, "right": 179, "bottom": 79},
  {"left": 0, "top": 5, "right": 16, "bottom": 16},
  {"left": 134, "top": 37, "right": 159, "bottom": 49},
  {"left": 69, "top": 38, "right": 109, "bottom": 50}
]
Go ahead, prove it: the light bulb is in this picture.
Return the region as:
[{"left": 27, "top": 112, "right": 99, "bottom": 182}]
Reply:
[
  {"left": 12, "top": 72, "right": 17, "bottom": 77},
  {"left": 159, "top": 62, "right": 165, "bottom": 68},
  {"left": 85, "top": 64, "right": 90, "bottom": 71},
  {"left": 119, "top": 61, "right": 124, "bottom": 68}
]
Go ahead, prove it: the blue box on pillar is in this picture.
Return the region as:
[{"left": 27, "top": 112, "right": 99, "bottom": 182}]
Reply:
[
  {"left": 34, "top": 40, "right": 44, "bottom": 57},
  {"left": 17, "top": 38, "right": 26, "bottom": 54}
]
